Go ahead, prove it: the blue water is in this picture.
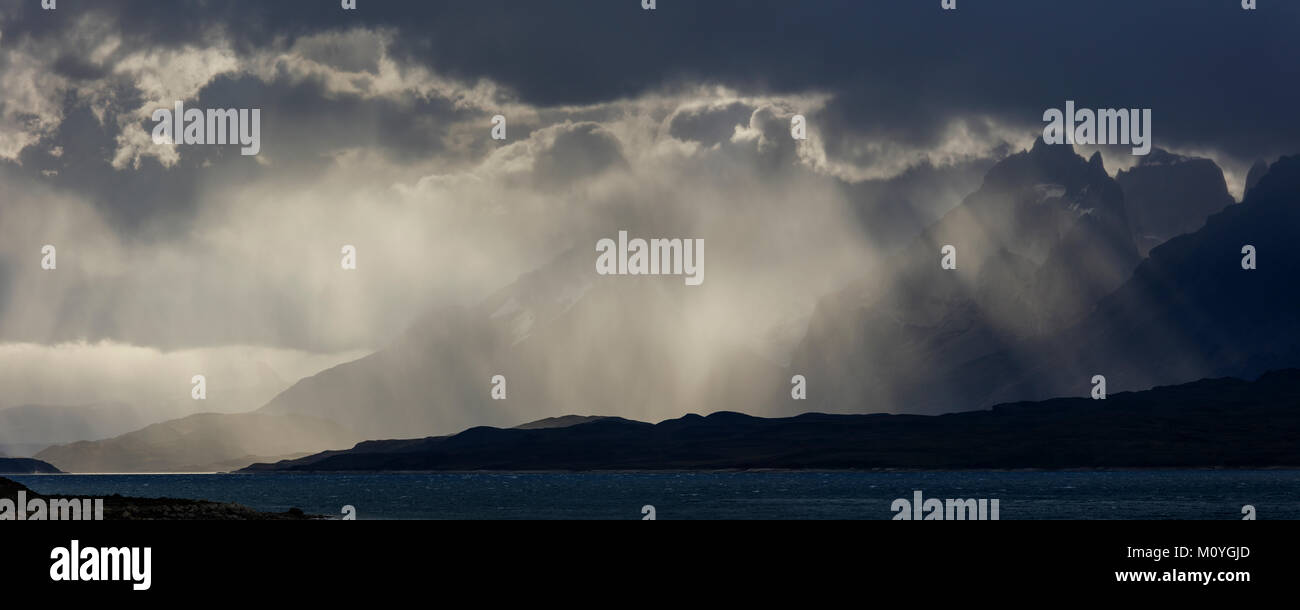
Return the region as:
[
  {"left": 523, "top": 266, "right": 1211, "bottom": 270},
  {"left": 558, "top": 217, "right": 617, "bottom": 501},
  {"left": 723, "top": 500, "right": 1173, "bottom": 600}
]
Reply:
[{"left": 8, "top": 470, "right": 1298, "bottom": 519}]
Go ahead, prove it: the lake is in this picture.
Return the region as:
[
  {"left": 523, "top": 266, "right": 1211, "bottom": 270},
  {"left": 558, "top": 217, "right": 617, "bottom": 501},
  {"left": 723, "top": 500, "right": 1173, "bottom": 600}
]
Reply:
[{"left": 8, "top": 470, "right": 1297, "bottom": 519}]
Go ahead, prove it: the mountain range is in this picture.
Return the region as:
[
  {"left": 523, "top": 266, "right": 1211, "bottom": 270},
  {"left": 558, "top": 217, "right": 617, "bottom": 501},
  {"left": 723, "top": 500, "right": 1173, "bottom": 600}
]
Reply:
[
  {"left": 31, "top": 138, "right": 1298, "bottom": 472},
  {"left": 262, "top": 139, "right": 1253, "bottom": 429},
  {"left": 969, "top": 152, "right": 1300, "bottom": 406},
  {"left": 788, "top": 140, "right": 1249, "bottom": 415}
]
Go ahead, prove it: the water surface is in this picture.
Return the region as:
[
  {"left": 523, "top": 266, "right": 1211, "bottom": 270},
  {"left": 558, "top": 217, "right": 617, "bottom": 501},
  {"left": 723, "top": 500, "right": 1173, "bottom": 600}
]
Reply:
[{"left": 10, "top": 470, "right": 1296, "bottom": 519}]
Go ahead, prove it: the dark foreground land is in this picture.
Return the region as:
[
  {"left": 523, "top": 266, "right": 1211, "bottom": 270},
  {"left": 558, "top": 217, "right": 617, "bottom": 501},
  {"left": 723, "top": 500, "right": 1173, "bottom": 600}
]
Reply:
[
  {"left": 0, "top": 476, "right": 319, "bottom": 520},
  {"left": 244, "top": 370, "right": 1300, "bottom": 472}
]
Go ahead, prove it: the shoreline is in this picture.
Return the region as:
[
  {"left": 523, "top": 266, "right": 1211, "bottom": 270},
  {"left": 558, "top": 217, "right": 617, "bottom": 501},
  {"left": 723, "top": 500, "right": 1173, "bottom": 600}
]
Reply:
[{"left": 0, "top": 476, "right": 324, "bottom": 520}]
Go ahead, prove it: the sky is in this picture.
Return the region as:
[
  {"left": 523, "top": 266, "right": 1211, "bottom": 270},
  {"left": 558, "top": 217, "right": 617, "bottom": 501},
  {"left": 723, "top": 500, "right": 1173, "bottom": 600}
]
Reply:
[{"left": 1, "top": 0, "right": 1297, "bottom": 420}]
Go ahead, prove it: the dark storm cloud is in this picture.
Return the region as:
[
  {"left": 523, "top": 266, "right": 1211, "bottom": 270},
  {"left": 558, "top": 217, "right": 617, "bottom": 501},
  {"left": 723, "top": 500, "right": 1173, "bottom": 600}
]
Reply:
[
  {"left": 500, "top": 0, "right": 1298, "bottom": 162},
  {"left": 96, "top": 0, "right": 1286, "bottom": 162},
  {"left": 14, "top": 104, "right": 208, "bottom": 237},
  {"left": 4, "top": 55, "right": 486, "bottom": 235},
  {"left": 5, "top": 0, "right": 1296, "bottom": 174}
]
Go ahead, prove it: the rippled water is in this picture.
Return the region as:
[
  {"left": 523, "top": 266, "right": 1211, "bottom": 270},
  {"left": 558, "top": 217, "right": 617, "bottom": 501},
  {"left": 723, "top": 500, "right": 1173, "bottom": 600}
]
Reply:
[{"left": 9, "top": 470, "right": 1297, "bottom": 520}]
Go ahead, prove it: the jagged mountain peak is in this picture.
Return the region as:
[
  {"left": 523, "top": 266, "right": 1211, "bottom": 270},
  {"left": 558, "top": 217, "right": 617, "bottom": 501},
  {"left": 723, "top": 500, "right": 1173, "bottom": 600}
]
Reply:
[
  {"left": 987, "top": 138, "right": 1112, "bottom": 196},
  {"left": 1088, "top": 150, "right": 1105, "bottom": 171}
]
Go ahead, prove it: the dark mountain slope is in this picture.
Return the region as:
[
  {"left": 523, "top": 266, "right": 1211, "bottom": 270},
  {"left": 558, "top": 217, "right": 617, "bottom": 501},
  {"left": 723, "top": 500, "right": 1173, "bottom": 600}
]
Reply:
[
  {"left": 1116, "top": 149, "right": 1236, "bottom": 256},
  {"left": 790, "top": 140, "right": 1140, "bottom": 415},
  {"left": 971, "top": 153, "right": 1300, "bottom": 406}
]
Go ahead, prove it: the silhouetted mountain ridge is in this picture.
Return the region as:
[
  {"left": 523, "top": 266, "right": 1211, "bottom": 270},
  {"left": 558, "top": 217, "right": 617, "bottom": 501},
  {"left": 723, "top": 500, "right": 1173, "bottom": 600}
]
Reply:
[{"left": 241, "top": 369, "right": 1300, "bottom": 471}]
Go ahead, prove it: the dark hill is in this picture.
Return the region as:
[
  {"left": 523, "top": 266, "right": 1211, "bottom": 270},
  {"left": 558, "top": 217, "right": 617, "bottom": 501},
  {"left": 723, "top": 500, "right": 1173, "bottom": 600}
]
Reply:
[
  {"left": 242, "top": 369, "right": 1300, "bottom": 472},
  {"left": 0, "top": 458, "right": 61, "bottom": 474}
]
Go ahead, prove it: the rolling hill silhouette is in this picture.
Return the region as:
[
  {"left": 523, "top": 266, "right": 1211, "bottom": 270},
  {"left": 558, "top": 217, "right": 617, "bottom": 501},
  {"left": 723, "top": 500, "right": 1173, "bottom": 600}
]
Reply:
[{"left": 242, "top": 369, "right": 1300, "bottom": 471}]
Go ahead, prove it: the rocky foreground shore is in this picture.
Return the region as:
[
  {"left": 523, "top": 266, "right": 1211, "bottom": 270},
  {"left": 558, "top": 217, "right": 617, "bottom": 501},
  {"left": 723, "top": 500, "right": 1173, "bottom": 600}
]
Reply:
[{"left": 0, "top": 476, "right": 321, "bottom": 520}]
